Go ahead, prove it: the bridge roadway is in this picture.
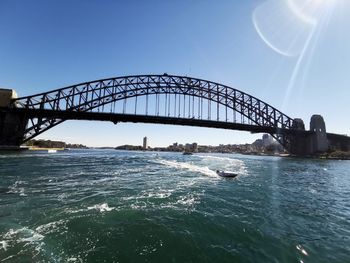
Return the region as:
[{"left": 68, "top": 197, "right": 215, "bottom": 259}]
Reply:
[{"left": 8, "top": 107, "right": 312, "bottom": 136}]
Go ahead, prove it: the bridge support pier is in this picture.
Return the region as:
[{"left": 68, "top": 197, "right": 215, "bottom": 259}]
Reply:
[
  {"left": 0, "top": 89, "right": 27, "bottom": 149},
  {"left": 288, "top": 115, "right": 329, "bottom": 156},
  {"left": 310, "top": 115, "right": 328, "bottom": 153},
  {"left": 289, "top": 118, "right": 310, "bottom": 155}
]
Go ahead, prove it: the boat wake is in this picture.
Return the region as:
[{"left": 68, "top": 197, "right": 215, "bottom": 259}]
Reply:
[
  {"left": 156, "top": 159, "right": 217, "bottom": 177},
  {"left": 67, "top": 203, "right": 116, "bottom": 214},
  {"left": 197, "top": 155, "right": 244, "bottom": 165},
  {"left": 0, "top": 227, "right": 44, "bottom": 256},
  {"left": 197, "top": 155, "right": 247, "bottom": 175}
]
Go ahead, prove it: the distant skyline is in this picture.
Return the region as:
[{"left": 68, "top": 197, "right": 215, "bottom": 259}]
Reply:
[{"left": 1, "top": 0, "right": 349, "bottom": 147}]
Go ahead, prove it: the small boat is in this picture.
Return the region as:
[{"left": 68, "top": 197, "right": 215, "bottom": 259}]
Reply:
[
  {"left": 216, "top": 170, "right": 238, "bottom": 178},
  {"left": 47, "top": 149, "right": 57, "bottom": 153},
  {"left": 183, "top": 151, "right": 193, "bottom": 155}
]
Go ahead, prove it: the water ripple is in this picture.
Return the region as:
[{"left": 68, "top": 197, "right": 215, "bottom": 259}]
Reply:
[{"left": 0, "top": 150, "right": 349, "bottom": 262}]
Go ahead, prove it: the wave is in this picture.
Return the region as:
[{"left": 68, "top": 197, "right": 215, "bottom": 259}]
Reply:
[
  {"left": 175, "top": 194, "right": 199, "bottom": 206},
  {"left": 1, "top": 227, "right": 44, "bottom": 253},
  {"left": 0, "top": 240, "right": 9, "bottom": 251},
  {"left": 197, "top": 155, "right": 244, "bottom": 164},
  {"left": 7, "top": 180, "right": 27, "bottom": 196},
  {"left": 122, "top": 189, "right": 174, "bottom": 201},
  {"left": 87, "top": 203, "right": 114, "bottom": 212},
  {"left": 67, "top": 203, "right": 116, "bottom": 214},
  {"left": 197, "top": 155, "right": 247, "bottom": 175},
  {"left": 128, "top": 193, "right": 200, "bottom": 211},
  {"left": 156, "top": 159, "right": 217, "bottom": 177},
  {"left": 35, "top": 219, "right": 67, "bottom": 235}
]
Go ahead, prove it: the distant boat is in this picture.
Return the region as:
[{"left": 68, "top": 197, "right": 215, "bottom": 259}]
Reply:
[
  {"left": 216, "top": 170, "right": 238, "bottom": 178},
  {"left": 183, "top": 151, "right": 193, "bottom": 155},
  {"left": 48, "top": 149, "right": 57, "bottom": 153}
]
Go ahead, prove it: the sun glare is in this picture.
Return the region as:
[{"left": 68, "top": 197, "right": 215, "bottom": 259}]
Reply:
[
  {"left": 287, "top": 0, "right": 336, "bottom": 25},
  {"left": 253, "top": 0, "right": 338, "bottom": 111},
  {"left": 253, "top": 0, "right": 337, "bottom": 57}
]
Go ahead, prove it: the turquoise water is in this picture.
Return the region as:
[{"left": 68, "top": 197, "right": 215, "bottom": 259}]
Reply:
[{"left": 0, "top": 150, "right": 349, "bottom": 262}]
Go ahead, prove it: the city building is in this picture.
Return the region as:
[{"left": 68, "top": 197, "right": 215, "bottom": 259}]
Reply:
[{"left": 143, "top": 136, "right": 148, "bottom": 150}]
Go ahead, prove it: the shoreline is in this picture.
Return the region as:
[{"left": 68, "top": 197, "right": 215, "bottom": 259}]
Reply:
[
  {"left": 114, "top": 148, "right": 350, "bottom": 160},
  {"left": 0, "top": 146, "right": 348, "bottom": 160}
]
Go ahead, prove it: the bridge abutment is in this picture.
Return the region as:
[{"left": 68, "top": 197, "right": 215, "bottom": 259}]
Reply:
[
  {"left": 289, "top": 118, "right": 312, "bottom": 155},
  {"left": 288, "top": 115, "right": 329, "bottom": 156},
  {"left": 309, "top": 115, "right": 328, "bottom": 153},
  {"left": 0, "top": 89, "right": 27, "bottom": 148}
]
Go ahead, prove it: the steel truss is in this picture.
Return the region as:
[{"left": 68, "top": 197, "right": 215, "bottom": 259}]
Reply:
[{"left": 12, "top": 74, "right": 296, "bottom": 148}]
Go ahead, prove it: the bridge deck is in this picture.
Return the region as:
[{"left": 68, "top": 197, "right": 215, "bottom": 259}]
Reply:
[{"left": 9, "top": 108, "right": 312, "bottom": 136}]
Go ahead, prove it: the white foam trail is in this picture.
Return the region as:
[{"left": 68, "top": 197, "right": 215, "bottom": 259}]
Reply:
[
  {"left": 0, "top": 240, "right": 8, "bottom": 251},
  {"left": 139, "top": 190, "right": 173, "bottom": 199},
  {"left": 128, "top": 193, "right": 200, "bottom": 211},
  {"left": 1, "top": 227, "right": 44, "bottom": 253},
  {"left": 176, "top": 194, "right": 198, "bottom": 206},
  {"left": 1, "top": 255, "right": 15, "bottom": 261},
  {"left": 67, "top": 257, "right": 83, "bottom": 262},
  {"left": 35, "top": 220, "right": 67, "bottom": 235},
  {"left": 197, "top": 155, "right": 244, "bottom": 165},
  {"left": 156, "top": 159, "right": 217, "bottom": 177},
  {"left": 6, "top": 228, "right": 44, "bottom": 243},
  {"left": 19, "top": 232, "right": 44, "bottom": 243},
  {"left": 67, "top": 203, "right": 115, "bottom": 214},
  {"left": 122, "top": 189, "right": 175, "bottom": 202},
  {"left": 197, "top": 155, "right": 247, "bottom": 175},
  {"left": 7, "top": 181, "right": 27, "bottom": 196},
  {"left": 87, "top": 203, "right": 114, "bottom": 212}
]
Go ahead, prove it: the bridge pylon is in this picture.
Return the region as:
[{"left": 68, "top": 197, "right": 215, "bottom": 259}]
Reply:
[
  {"left": 288, "top": 118, "right": 310, "bottom": 155},
  {"left": 0, "top": 89, "right": 28, "bottom": 149},
  {"left": 288, "top": 115, "right": 329, "bottom": 155},
  {"left": 310, "top": 115, "right": 328, "bottom": 153}
]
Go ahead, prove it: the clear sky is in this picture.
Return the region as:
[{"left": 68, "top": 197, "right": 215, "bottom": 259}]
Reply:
[{"left": 0, "top": 0, "right": 349, "bottom": 147}]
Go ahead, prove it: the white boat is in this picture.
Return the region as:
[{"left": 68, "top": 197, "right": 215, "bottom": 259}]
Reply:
[
  {"left": 216, "top": 170, "right": 238, "bottom": 178},
  {"left": 48, "top": 149, "right": 57, "bottom": 153}
]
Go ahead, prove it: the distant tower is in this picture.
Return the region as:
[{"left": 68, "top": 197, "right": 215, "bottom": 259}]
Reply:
[{"left": 143, "top": 136, "right": 148, "bottom": 150}]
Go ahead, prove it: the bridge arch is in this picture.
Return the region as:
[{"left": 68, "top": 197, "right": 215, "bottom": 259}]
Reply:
[{"left": 11, "top": 74, "right": 294, "bottom": 146}]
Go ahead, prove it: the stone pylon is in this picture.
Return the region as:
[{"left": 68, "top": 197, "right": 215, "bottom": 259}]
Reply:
[
  {"left": 310, "top": 115, "right": 328, "bottom": 153},
  {"left": 0, "top": 89, "right": 27, "bottom": 148}
]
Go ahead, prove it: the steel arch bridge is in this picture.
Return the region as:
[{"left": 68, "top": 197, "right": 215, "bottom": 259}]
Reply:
[{"left": 3, "top": 74, "right": 304, "bottom": 150}]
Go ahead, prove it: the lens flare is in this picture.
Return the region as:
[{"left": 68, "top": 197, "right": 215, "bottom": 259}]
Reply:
[
  {"left": 253, "top": 0, "right": 336, "bottom": 57},
  {"left": 287, "top": 0, "right": 335, "bottom": 25},
  {"left": 253, "top": 0, "right": 337, "bottom": 111}
]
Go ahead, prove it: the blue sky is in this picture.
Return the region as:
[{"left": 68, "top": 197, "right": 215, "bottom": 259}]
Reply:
[{"left": 0, "top": 0, "right": 349, "bottom": 147}]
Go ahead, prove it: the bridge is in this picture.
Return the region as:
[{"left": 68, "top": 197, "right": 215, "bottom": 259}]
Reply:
[{"left": 0, "top": 74, "right": 349, "bottom": 155}]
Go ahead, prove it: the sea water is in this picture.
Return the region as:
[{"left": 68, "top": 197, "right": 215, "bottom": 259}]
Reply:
[{"left": 0, "top": 150, "right": 349, "bottom": 262}]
